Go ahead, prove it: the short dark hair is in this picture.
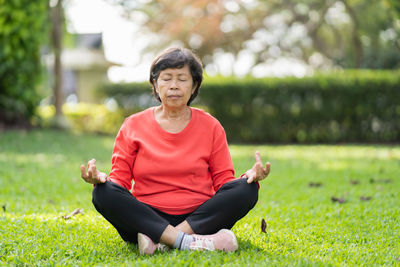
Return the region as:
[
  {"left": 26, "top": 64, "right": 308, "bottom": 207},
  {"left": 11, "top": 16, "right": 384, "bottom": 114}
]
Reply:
[{"left": 149, "top": 47, "right": 203, "bottom": 105}]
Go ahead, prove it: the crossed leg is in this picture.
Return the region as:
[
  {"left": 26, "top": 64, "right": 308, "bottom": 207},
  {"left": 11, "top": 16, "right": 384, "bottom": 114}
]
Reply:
[{"left": 92, "top": 178, "right": 258, "bottom": 247}]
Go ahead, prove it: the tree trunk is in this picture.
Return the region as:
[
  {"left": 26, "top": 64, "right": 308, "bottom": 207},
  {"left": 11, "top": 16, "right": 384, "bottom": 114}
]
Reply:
[
  {"left": 51, "top": 0, "right": 63, "bottom": 117},
  {"left": 342, "top": 0, "right": 363, "bottom": 68}
]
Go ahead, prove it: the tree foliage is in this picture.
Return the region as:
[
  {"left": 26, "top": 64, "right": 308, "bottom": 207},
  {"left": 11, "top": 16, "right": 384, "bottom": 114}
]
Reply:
[
  {"left": 112, "top": 0, "right": 399, "bottom": 70},
  {"left": 0, "top": 0, "right": 49, "bottom": 126},
  {"left": 384, "top": 0, "right": 400, "bottom": 51}
]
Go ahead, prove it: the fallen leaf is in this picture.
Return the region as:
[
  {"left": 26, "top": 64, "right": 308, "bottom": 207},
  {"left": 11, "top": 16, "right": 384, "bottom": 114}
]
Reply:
[
  {"left": 261, "top": 218, "right": 267, "bottom": 233},
  {"left": 62, "top": 208, "right": 83, "bottom": 220},
  {"left": 360, "top": 196, "right": 372, "bottom": 201},
  {"left": 308, "top": 182, "right": 322, "bottom": 187},
  {"left": 331, "top": 196, "right": 346, "bottom": 203}
]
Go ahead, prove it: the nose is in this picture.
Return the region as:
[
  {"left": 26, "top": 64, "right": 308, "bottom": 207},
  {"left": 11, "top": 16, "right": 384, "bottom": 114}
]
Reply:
[{"left": 169, "top": 79, "right": 179, "bottom": 89}]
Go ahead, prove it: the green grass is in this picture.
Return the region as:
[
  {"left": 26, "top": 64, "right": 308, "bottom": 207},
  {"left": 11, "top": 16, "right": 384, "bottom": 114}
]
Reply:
[{"left": 1, "top": 129, "right": 399, "bottom": 266}]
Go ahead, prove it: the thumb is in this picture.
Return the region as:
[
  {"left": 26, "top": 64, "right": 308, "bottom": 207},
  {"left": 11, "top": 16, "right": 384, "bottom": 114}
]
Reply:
[
  {"left": 99, "top": 176, "right": 106, "bottom": 183},
  {"left": 98, "top": 172, "right": 108, "bottom": 183}
]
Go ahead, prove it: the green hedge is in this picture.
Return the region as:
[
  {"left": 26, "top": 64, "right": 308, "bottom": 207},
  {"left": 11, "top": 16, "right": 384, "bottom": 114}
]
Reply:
[
  {"left": 36, "top": 103, "right": 126, "bottom": 136},
  {"left": 0, "top": 0, "right": 48, "bottom": 126},
  {"left": 97, "top": 70, "right": 400, "bottom": 143}
]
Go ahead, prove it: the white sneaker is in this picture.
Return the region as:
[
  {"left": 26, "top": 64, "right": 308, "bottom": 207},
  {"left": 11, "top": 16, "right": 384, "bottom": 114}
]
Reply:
[
  {"left": 137, "top": 233, "right": 167, "bottom": 255},
  {"left": 189, "top": 229, "right": 238, "bottom": 252}
]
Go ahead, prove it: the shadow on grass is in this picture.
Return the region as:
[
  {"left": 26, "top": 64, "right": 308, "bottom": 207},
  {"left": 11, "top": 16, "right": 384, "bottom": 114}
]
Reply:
[
  {"left": 237, "top": 237, "right": 264, "bottom": 252},
  {"left": 123, "top": 238, "right": 264, "bottom": 255}
]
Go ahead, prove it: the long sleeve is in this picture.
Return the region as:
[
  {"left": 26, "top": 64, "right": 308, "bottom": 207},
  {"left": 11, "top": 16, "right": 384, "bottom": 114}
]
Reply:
[
  {"left": 209, "top": 123, "right": 235, "bottom": 192},
  {"left": 106, "top": 107, "right": 236, "bottom": 215},
  {"left": 108, "top": 118, "right": 137, "bottom": 191}
]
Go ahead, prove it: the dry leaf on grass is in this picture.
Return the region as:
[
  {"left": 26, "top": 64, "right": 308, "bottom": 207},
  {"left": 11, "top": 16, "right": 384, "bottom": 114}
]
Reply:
[
  {"left": 331, "top": 196, "right": 346, "bottom": 203},
  {"left": 261, "top": 218, "right": 267, "bottom": 233},
  {"left": 308, "top": 182, "right": 322, "bottom": 187},
  {"left": 360, "top": 196, "right": 372, "bottom": 201},
  {"left": 62, "top": 208, "right": 83, "bottom": 220}
]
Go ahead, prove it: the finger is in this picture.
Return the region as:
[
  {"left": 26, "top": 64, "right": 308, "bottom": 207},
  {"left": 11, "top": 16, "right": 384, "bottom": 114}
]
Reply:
[
  {"left": 259, "top": 162, "right": 271, "bottom": 180},
  {"left": 255, "top": 151, "right": 262, "bottom": 164},
  {"left": 89, "top": 162, "right": 96, "bottom": 171},
  {"left": 88, "top": 167, "right": 93, "bottom": 178},
  {"left": 80, "top": 165, "right": 87, "bottom": 178},
  {"left": 256, "top": 162, "right": 265, "bottom": 175},
  {"left": 247, "top": 176, "right": 254, "bottom": 184},
  {"left": 99, "top": 175, "right": 107, "bottom": 183},
  {"left": 81, "top": 167, "right": 94, "bottom": 184},
  {"left": 256, "top": 162, "right": 263, "bottom": 170},
  {"left": 87, "top": 159, "right": 96, "bottom": 169},
  {"left": 266, "top": 162, "right": 271, "bottom": 173}
]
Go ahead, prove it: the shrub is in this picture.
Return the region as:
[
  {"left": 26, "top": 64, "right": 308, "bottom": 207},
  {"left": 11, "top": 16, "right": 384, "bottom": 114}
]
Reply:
[
  {"left": 36, "top": 103, "right": 126, "bottom": 135},
  {"left": 96, "top": 70, "right": 400, "bottom": 143},
  {"left": 0, "top": 0, "right": 49, "bottom": 126}
]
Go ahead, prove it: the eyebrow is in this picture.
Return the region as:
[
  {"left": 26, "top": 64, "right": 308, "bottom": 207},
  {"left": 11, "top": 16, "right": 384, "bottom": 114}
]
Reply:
[{"left": 160, "top": 73, "right": 189, "bottom": 77}]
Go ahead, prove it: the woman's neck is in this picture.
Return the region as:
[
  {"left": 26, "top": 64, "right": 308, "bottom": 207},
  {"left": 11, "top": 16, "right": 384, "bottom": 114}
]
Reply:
[
  {"left": 156, "top": 105, "right": 191, "bottom": 121},
  {"left": 154, "top": 105, "right": 192, "bottom": 134}
]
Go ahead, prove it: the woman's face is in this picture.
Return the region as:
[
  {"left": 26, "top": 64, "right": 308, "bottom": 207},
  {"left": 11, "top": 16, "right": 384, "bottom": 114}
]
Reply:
[{"left": 155, "top": 65, "right": 195, "bottom": 109}]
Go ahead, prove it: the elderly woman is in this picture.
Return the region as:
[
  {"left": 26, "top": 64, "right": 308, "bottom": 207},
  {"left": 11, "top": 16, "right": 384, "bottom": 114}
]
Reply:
[{"left": 81, "top": 47, "right": 270, "bottom": 254}]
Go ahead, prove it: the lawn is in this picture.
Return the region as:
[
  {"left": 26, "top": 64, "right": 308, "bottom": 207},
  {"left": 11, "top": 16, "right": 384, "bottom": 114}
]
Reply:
[{"left": 0, "top": 129, "right": 399, "bottom": 266}]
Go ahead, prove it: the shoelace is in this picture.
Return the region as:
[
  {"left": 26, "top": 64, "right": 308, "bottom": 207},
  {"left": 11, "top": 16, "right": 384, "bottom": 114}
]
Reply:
[
  {"left": 190, "top": 236, "right": 215, "bottom": 251},
  {"left": 157, "top": 243, "right": 167, "bottom": 251}
]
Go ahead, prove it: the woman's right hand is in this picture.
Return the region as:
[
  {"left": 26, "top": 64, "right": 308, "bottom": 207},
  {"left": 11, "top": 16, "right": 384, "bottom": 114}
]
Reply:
[{"left": 80, "top": 159, "right": 109, "bottom": 184}]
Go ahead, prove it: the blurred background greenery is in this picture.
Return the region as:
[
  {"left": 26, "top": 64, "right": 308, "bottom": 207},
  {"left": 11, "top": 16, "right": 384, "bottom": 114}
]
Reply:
[{"left": 1, "top": 0, "right": 399, "bottom": 143}]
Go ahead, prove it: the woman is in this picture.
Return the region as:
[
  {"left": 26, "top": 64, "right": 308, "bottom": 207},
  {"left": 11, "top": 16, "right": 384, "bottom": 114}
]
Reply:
[{"left": 81, "top": 47, "right": 270, "bottom": 254}]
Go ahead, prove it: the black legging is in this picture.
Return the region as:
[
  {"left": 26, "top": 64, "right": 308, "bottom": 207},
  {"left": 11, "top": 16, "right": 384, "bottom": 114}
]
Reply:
[{"left": 92, "top": 178, "right": 258, "bottom": 244}]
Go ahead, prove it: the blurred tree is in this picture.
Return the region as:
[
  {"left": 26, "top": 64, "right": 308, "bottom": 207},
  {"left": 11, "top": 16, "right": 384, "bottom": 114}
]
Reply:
[
  {"left": 111, "top": 0, "right": 399, "bottom": 71},
  {"left": 109, "top": 0, "right": 264, "bottom": 64},
  {"left": 50, "top": 0, "right": 64, "bottom": 119},
  {"left": 386, "top": 0, "right": 400, "bottom": 15},
  {"left": 0, "top": 0, "right": 48, "bottom": 127},
  {"left": 384, "top": 0, "right": 400, "bottom": 51}
]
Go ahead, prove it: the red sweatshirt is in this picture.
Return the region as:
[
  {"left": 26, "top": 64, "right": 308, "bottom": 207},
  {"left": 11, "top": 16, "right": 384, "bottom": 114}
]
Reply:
[{"left": 108, "top": 107, "right": 235, "bottom": 215}]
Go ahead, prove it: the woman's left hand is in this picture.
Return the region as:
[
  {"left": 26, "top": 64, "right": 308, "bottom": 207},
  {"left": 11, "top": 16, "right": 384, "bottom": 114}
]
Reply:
[{"left": 243, "top": 151, "right": 271, "bottom": 183}]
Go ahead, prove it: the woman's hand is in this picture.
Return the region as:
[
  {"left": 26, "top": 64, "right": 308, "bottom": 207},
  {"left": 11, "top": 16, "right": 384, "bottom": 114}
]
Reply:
[
  {"left": 243, "top": 151, "right": 271, "bottom": 183},
  {"left": 80, "top": 159, "right": 109, "bottom": 184}
]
